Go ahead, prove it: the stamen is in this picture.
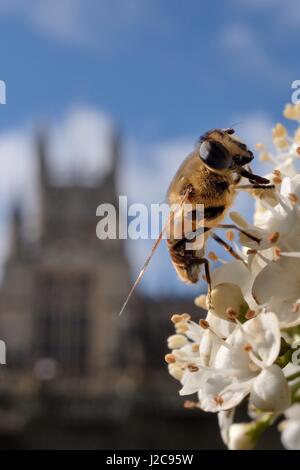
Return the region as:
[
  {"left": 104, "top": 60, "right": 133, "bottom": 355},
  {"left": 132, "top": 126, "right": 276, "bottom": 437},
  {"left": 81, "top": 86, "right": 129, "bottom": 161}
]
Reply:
[
  {"left": 213, "top": 395, "right": 224, "bottom": 406},
  {"left": 165, "top": 353, "right": 176, "bottom": 364},
  {"left": 176, "top": 324, "right": 189, "bottom": 334},
  {"left": 260, "top": 152, "right": 270, "bottom": 162},
  {"left": 199, "top": 319, "right": 209, "bottom": 329},
  {"left": 171, "top": 314, "right": 183, "bottom": 324},
  {"left": 267, "top": 231, "right": 280, "bottom": 244},
  {"left": 292, "top": 303, "right": 300, "bottom": 313},
  {"left": 273, "top": 247, "right": 281, "bottom": 259},
  {"left": 182, "top": 313, "right": 191, "bottom": 321},
  {"left": 171, "top": 313, "right": 191, "bottom": 324},
  {"left": 226, "top": 230, "right": 234, "bottom": 241},
  {"left": 244, "top": 343, "right": 252, "bottom": 352},
  {"left": 184, "top": 400, "right": 198, "bottom": 409},
  {"left": 247, "top": 249, "right": 257, "bottom": 255},
  {"left": 297, "top": 147, "right": 300, "bottom": 156},
  {"left": 288, "top": 192, "right": 298, "bottom": 204},
  {"left": 245, "top": 309, "right": 256, "bottom": 320},
  {"left": 255, "top": 143, "right": 265, "bottom": 151},
  {"left": 272, "top": 175, "right": 282, "bottom": 184},
  {"left": 194, "top": 295, "right": 207, "bottom": 310},
  {"left": 226, "top": 308, "right": 238, "bottom": 320},
  {"left": 192, "top": 343, "right": 200, "bottom": 353},
  {"left": 187, "top": 363, "right": 199, "bottom": 372},
  {"left": 208, "top": 251, "right": 219, "bottom": 261},
  {"left": 167, "top": 334, "right": 188, "bottom": 349}
]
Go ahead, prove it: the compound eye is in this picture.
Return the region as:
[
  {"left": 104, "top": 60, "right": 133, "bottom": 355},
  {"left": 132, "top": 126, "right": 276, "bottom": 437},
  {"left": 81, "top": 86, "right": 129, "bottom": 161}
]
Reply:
[{"left": 199, "top": 140, "right": 232, "bottom": 170}]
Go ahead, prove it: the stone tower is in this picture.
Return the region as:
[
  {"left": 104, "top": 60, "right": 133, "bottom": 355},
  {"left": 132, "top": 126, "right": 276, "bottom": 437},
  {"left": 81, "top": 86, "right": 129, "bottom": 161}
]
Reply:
[{"left": 0, "top": 128, "right": 132, "bottom": 378}]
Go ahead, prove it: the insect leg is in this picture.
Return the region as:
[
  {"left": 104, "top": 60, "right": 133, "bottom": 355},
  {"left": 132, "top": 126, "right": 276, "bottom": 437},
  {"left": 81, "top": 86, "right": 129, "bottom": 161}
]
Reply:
[
  {"left": 196, "top": 257, "right": 212, "bottom": 309},
  {"left": 217, "top": 223, "right": 260, "bottom": 243},
  {"left": 236, "top": 183, "right": 275, "bottom": 190},
  {"left": 238, "top": 167, "right": 270, "bottom": 185},
  {"left": 212, "top": 233, "right": 246, "bottom": 265}
]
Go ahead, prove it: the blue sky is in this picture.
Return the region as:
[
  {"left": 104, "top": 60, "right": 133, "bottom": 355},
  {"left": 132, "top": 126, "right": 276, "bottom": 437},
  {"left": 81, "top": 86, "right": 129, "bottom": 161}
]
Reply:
[
  {"left": 0, "top": 0, "right": 299, "bottom": 137},
  {"left": 0, "top": 0, "right": 299, "bottom": 296}
]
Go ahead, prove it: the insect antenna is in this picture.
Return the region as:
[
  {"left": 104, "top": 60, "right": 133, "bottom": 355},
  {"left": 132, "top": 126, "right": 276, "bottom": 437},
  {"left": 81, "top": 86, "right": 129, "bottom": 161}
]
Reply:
[{"left": 119, "top": 187, "right": 192, "bottom": 316}]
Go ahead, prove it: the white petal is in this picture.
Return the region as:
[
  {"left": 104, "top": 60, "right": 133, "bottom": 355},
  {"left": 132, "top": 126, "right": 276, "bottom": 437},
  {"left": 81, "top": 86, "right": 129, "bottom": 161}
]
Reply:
[
  {"left": 179, "top": 369, "right": 207, "bottom": 396},
  {"left": 269, "top": 298, "right": 300, "bottom": 328},
  {"left": 218, "top": 409, "right": 235, "bottom": 446},
  {"left": 243, "top": 313, "right": 281, "bottom": 366},
  {"left": 211, "top": 261, "right": 253, "bottom": 299},
  {"left": 281, "top": 420, "right": 300, "bottom": 450},
  {"left": 214, "top": 328, "right": 251, "bottom": 373},
  {"left": 228, "top": 423, "right": 256, "bottom": 450},
  {"left": 185, "top": 321, "right": 203, "bottom": 342},
  {"left": 206, "top": 311, "right": 235, "bottom": 338},
  {"left": 199, "top": 374, "right": 252, "bottom": 412},
  {"left": 250, "top": 365, "right": 291, "bottom": 413},
  {"left": 281, "top": 175, "right": 300, "bottom": 200},
  {"left": 285, "top": 403, "right": 300, "bottom": 421},
  {"left": 252, "top": 258, "right": 300, "bottom": 305}
]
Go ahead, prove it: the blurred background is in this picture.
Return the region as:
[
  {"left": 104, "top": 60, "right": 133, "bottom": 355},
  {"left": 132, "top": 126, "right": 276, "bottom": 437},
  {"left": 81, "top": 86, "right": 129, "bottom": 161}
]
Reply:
[{"left": 0, "top": 0, "right": 298, "bottom": 449}]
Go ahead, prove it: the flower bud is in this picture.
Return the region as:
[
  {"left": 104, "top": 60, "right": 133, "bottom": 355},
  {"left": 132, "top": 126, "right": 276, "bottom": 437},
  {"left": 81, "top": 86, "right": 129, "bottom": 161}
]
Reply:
[
  {"left": 273, "top": 137, "right": 289, "bottom": 150},
  {"left": 168, "top": 363, "right": 183, "bottom": 381},
  {"left": 167, "top": 334, "right": 188, "bottom": 349},
  {"left": 250, "top": 365, "right": 291, "bottom": 413},
  {"left": 209, "top": 282, "right": 247, "bottom": 321},
  {"left": 283, "top": 104, "right": 299, "bottom": 120},
  {"left": 194, "top": 294, "right": 207, "bottom": 310},
  {"left": 272, "top": 123, "right": 287, "bottom": 139},
  {"left": 228, "top": 423, "right": 256, "bottom": 450}
]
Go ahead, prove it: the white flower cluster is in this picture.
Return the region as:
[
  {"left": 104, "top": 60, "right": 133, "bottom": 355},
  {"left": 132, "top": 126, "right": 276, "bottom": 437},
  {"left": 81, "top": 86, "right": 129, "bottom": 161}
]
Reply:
[{"left": 166, "top": 103, "right": 300, "bottom": 450}]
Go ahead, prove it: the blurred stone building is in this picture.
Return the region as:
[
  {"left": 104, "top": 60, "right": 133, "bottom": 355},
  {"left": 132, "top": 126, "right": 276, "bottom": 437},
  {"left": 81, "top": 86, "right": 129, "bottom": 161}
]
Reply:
[{"left": 0, "top": 130, "right": 133, "bottom": 378}]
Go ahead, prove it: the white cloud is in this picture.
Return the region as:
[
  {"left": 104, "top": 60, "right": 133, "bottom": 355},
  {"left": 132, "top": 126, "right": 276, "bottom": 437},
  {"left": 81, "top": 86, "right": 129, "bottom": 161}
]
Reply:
[
  {"left": 0, "top": 0, "right": 166, "bottom": 49},
  {"left": 0, "top": 0, "right": 88, "bottom": 44},
  {"left": 49, "top": 106, "right": 113, "bottom": 184},
  {"left": 220, "top": 24, "right": 287, "bottom": 83},
  {"left": 0, "top": 106, "right": 114, "bottom": 278},
  {"left": 121, "top": 137, "right": 192, "bottom": 204}
]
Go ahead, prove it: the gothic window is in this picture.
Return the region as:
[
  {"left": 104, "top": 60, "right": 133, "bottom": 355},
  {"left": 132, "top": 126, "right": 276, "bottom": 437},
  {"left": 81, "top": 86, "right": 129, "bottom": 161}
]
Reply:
[{"left": 37, "top": 272, "right": 90, "bottom": 375}]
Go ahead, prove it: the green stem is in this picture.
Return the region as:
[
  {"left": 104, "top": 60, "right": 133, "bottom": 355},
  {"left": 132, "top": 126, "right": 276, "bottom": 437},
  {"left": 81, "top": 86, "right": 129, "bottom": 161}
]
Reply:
[{"left": 286, "top": 371, "right": 300, "bottom": 382}]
